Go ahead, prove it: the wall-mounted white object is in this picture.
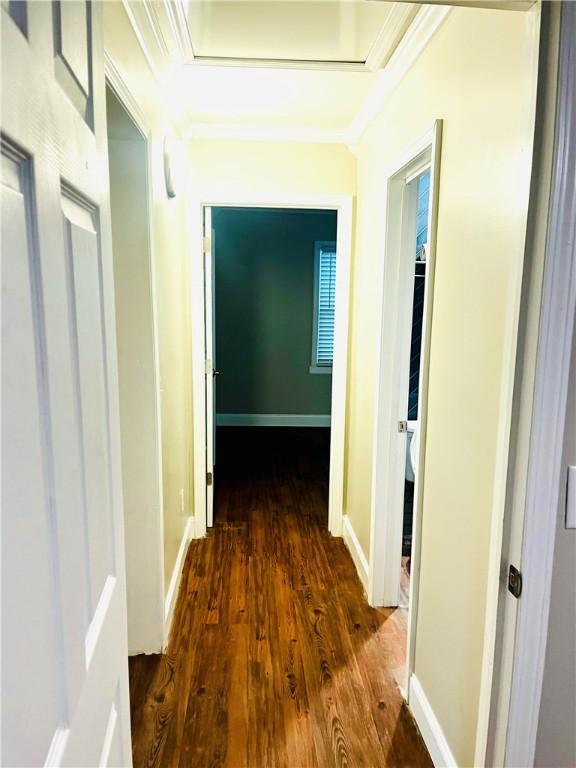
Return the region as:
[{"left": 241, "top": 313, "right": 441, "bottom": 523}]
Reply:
[{"left": 163, "top": 136, "right": 177, "bottom": 197}]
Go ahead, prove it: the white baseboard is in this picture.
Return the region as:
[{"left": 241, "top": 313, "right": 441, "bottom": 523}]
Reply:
[
  {"left": 164, "top": 515, "right": 194, "bottom": 645},
  {"left": 216, "top": 413, "right": 331, "bottom": 427},
  {"left": 409, "top": 674, "right": 457, "bottom": 767},
  {"left": 342, "top": 515, "right": 369, "bottom": 594}
]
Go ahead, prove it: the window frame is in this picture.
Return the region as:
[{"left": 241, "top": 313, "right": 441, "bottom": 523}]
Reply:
[{"left": 310, "top": 239, "right": 336, "bottom": 374}]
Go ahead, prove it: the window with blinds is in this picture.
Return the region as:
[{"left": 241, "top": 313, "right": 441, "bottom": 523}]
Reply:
[{"left": 311, "top": 241, "right": 336, "bottom": 372}]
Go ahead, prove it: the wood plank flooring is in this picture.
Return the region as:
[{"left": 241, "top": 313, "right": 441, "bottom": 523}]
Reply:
[{"left": 128, "top": 427, "right": 432, "bottom": 767}]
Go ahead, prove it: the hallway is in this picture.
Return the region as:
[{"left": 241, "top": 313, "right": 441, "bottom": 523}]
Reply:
[{"left": 128, "top": 429, "right": 432, "bottom": 767}]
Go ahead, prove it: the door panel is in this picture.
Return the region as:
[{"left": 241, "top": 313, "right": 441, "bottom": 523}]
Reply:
[
  {"left": 63, "top": 194, "right": 115, "bottom": 609},
  {"left": 55, "top": 0, "right": 90, "bottom": 94},
  {"left": 2, "top": 141, "right": 65, "bottom": 768},
  {"left": 53, "top": 0, "right": 93, "bottom": 124},
  {"left": 2, "top": 2, "right": 131, "bottom": 765}
]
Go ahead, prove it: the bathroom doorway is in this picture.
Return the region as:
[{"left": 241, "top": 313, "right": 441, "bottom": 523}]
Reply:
[
  {"left": 399, "top": 168, "right": 431, "bottom": 607},
  {"left": 368, "top": 122, "right": 442, "bottom": 693}
]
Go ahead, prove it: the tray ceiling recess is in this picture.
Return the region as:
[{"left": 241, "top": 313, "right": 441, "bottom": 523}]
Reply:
[{"left": 122, "top": 0, "right": 421, "bottom": 73}]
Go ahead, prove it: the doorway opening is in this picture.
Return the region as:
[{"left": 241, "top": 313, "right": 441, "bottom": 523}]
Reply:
[
  {"left": 208, "top": 207, "right": 336, "bottom": 528},
  {"left": 368, "top": 123, "right": 442, "bottom": 694},
  {"left": 400, "top": 168, "right": 431, "bottom": 607},
  {"left": 191, "top": 196, "right": 353, "bottom": 540},
  {"left": 105, "top": 83, "right": 165, "bottom": 655}
]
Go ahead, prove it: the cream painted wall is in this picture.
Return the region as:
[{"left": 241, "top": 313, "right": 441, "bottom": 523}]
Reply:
[
  {"left": 186, "top": 138, "right": 355, "bottom": 532},
  {"left": 188, "top": 140, "right": 356, "bottom": 199},
  {"left": 347, "top": 7, "right": 539, "bottom": 765},
  {"left": 104, "top": 3, "right": 193, "bottom": 593}
]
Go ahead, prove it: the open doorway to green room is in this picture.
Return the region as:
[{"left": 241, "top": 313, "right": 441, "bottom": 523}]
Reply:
[{"left": 189, "top": 195, "right": 353, "bottom": 541}]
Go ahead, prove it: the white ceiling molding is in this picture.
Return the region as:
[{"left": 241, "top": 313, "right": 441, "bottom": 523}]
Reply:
[
  {"left": 188, "top": 57, "right": 368, "bottom": 73},
  {"left": 379, "top": 0, "right": 534, "bottom": 9},
  {"left": 185, "top": 123, "right": 348, "bottom": 145},
  {"left": 121, "top": 0, "right": 452, "bottom": 147},
  {"left": 345, "top": 5, "right": 452, "bottom": 146},
  {"left": 121, "top": 0, "right": 193, "bottom": 80},
  {"left": 123, "top": 0, "right": 438, "bottom": 74},
  {"left": 121, "top": 1, "right": 161, "bottom": 82},
  {"left": 164, "top": 0, "right": 195, "bottom": 62},
  {"left": 365, "top": 3, "right": 421, "bottom": 71}
]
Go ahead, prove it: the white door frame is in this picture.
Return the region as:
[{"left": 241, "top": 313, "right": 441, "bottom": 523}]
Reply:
[
  {"left": 190, "top": 193, "right": 353, "bottom": 539},
  {"left": 103, "top": 55, "right": 167, "bottom": 649},
  {"left": 367, "top": 122, "right": 443, "bottom": 687},
  {"left": 497, "top": 4, "right": 576, "bottom": 765},
  {"left": 203, "top": 206, "right": 215, "bottom": 528}
]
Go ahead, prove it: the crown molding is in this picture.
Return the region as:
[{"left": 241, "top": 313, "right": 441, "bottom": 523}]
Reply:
[
  {"left": 164, "top": 0, "right": 195, "bottom": 61},
  {"left": 189, "top": 57, "right": 368, "bottom": 72},
  {"left": 121, "top": 0, "right": 193, "bottom": 81},
  {"left": 365, "top": 3, "right": 421, "bottom": 71},
  {"left": 345, "top": 5, "right": 452, "bottom": 145},
  {"left": 121, "top": 0, "right": 163, "bottom": 81},
  {"left": 388, "top": 0, "right": 534, "bottom": 9},
  {"left": 122, "top": 0, "right": 452, "bottom": 148}
]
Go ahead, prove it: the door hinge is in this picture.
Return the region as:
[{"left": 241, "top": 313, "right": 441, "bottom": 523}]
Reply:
[
  {"left": 398, "top": 420, "right": 408, "bottom": 433},
  {"left": 203, "top": 235, "right": 211, "bottom": 254},
  {"left": 508, "top": 564, "right": 522, "bottom": 599},
  {"left": 205, "top": 359, "right": 212, "bottom": 375},
  {"left": 206, "top": 471, "right": 213, "bottom": 487}
]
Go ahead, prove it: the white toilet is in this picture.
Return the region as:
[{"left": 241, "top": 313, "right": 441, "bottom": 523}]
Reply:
[{"left": 405, "top": 420, "right": 420, "bottom": 483}]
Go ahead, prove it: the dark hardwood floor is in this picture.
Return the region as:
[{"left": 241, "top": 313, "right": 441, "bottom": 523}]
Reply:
[{"left": 128, "top": 427, "right": 432, "bottom": 767}]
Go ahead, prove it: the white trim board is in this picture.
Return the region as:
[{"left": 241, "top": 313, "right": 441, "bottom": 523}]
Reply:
[
  {"left": 409, "top": 675, "right": 458, "bottom": 768},
  {"left": 503, "top": 4, "right": 576, "bottom": 765},
  {"left": 104, "top": 52, "right": 148, "bottom": 136},
  {"left": 474, "top": 2, "right": 544, "bottom": 763},
  {"left": 342, "top": 515, "right": 369, "bottom": 594},
  {"left": 164, "top": 516, "right": 194, "bottom": 645},
  {"left": 216, "top": 413, "right": 331, "bottom": 427}
]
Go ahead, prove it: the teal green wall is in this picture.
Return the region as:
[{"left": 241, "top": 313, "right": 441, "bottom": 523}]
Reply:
[{"left": 214, "top": 207, "right": 336, "bottom": 415}]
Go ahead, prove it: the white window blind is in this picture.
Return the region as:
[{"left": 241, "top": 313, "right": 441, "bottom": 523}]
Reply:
[{"left": 313, "top": 241, "right": 336, "bottom": 368}]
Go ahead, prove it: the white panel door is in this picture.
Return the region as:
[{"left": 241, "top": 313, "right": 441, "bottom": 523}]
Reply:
[
  {"left": 204, "top": 206, "right": 215, "bottom": 527},
  {"left": 1, "top": 3, "right": 131, "bottom": 766}
]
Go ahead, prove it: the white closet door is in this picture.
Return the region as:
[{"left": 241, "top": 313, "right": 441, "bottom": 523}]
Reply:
[{"left": 1, "top": 2, "right": 131, "bottom": 765}]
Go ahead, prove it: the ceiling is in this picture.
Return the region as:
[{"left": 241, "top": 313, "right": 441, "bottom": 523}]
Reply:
[
  {"left": 184, "top": 1, "right": 403, "bottom": 65},
  {"left": 122, "top": 0, "right": 436, "bottom": 141},
  {"left": 166, "top": 64, "right": 377, "bottom": 133}
]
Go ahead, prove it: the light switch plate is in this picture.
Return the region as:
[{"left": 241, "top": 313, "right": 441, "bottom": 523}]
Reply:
[{"left": 566, "top": 465, "right": 576, "bottom": 529}]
